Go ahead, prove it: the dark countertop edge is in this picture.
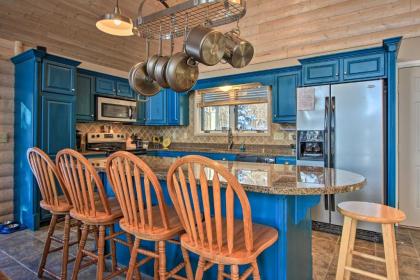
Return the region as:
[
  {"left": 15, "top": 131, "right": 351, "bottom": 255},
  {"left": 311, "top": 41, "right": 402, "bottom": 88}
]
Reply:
[{"left": 147, "top": 148, "right": 296, "bottom": 158}]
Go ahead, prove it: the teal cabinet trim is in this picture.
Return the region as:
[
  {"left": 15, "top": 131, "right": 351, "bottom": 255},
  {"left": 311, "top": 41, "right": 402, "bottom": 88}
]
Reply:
[
  {"left": 95, "top": 76, "right": 116, "bottom": 95},
  {"left": 273, "top": 71, "right": 300, "bottom": 123},
  {"left": 343, "top": 53, "right": 385, "bottom": 81},
  {"left": 42, "top": 59, "right": 76, "bottom": 95},
  {"left": 76, "top": 73, "right": 94, "bottom": 121},
  {"left": 116, "top": 81, "right": 134, "bottom": 99},
  {"left": 302, "top": 60, "right": 340, "bottom": 85},
  {"left": 146, "top": 90, "right": 167, "bottom": 125}
]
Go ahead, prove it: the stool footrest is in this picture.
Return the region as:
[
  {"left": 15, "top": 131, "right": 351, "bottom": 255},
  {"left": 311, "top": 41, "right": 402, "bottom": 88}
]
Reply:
[
  {"left": 344, "top": 266, "right": 387, "bottom": 280},
  {"left": 351, "top": 250, "right": 386, "bottom": 263}
]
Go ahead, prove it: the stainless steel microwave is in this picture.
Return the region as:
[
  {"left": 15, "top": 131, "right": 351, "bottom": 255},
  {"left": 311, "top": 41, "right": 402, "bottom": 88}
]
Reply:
[{"left": 96, "top": 96, "right": 137, "bottom": 123}]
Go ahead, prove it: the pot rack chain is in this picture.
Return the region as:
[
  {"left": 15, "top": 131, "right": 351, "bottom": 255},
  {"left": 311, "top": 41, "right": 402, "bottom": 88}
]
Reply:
[{"left": 134, "top": 0, "right": 246, "bottom": 40}]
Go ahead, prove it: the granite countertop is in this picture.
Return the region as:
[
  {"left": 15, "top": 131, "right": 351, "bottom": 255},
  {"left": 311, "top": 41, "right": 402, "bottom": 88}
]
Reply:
[{"left": 90, "top": 155, "right": 365, "bottom": 196}]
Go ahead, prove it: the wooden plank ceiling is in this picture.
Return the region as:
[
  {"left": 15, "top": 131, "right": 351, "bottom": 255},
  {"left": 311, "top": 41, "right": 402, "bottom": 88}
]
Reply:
[{"left": 0, "top": 0, "right": 420, "bottom": 73}]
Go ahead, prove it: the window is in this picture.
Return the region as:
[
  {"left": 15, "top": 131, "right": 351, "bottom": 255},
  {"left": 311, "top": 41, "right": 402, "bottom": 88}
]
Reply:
[{"left": 195, "top": 83, "right": 271, "bottom": 135}]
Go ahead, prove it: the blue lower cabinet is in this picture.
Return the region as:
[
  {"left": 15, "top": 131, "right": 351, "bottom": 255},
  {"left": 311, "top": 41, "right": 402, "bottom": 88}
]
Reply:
[
  {"left": 343, "top": 53, "right": 385, "bottom": 81},
  {"left": 146, "top": 90, "right": 167, "bottom": 125},
  {"left": 96, "top": 76, "right": 116, "bottom": 95},
  {"left": 41, "top": 92, "right": 76, "bottom": 156},
  {"left": 275, "top": 156, "right": 296, "bottom": 165},
  {"left": 42, "top": 59, "right": 76, "bottom": 95}
]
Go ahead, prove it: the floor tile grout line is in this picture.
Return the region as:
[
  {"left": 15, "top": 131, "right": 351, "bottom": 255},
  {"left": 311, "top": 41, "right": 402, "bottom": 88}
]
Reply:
[{"left": 0, "top": 249, "right": 38, "bottom": 277}]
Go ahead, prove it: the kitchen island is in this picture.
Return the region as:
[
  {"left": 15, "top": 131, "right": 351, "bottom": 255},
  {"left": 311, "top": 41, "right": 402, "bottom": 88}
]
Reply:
[{"left": 90, "top": 155, "right": 365, "bottom": 280}]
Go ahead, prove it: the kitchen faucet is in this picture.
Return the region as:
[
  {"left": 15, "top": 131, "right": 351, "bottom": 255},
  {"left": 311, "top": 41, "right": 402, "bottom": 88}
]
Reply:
[{"left": 227, "top": 128, "right": 233, "bottom": 150}]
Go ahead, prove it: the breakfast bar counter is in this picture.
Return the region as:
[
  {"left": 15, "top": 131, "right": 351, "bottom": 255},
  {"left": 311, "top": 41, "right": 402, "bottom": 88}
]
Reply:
[{"left": 91, "top": 155, "right": 365, "bottom": 280}]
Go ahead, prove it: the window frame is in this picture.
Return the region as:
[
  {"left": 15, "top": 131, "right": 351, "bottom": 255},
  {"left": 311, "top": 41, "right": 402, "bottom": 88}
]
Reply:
[{"left": 194, "top": 91, "right": 272, "bottom": 137}]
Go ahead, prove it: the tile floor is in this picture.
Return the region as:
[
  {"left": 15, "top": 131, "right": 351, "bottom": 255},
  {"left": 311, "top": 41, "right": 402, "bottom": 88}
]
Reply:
[{"left": 0, "top": 223, "right": 419, "bottom": 279}]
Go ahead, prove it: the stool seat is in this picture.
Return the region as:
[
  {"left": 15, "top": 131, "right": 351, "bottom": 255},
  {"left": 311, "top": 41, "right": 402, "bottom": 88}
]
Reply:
[{"left": 338, "top": 201, "right": 406, "bottom": 224}]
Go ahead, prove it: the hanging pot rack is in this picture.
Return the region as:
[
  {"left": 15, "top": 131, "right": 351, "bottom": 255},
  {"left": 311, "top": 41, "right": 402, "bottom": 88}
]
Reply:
[{"left": 133, "top": 0, "right": 247, "bottom": 40}]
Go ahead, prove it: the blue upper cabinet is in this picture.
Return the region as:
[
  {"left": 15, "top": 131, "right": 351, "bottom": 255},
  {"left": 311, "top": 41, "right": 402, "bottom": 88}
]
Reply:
[
  {"left": 273, "top": 70, "right": 300, "bottom": 123},
  {"left": 41, "top": 92, "right": 76, "bottom": 156},
  {"left": 42, "top": 59, "right": 76, "bottom": 95},
  {"left": 136, "top": 95, "right": 147, "bottom": 125},
  {"left": 116, "top": 81, "right": 134, "bottom": 99},
  {"left": 343, "top": 53, "right": 385, "bottom": 81},
  {"left": 146, "top": 90, "right": 167, "bottom": 125},
  {"left": 76, "top": 72, "right": 94, "bottom": 121},
  {"left": 302, "top": 60, "right": 340, "bottom": 85},
  {"left": 96, "top": 76, "right": 116, "bottom": 95},
  {"left": 300, "top": 48, "right": 387, "bottom": 86},
  {"left": 167, "top": 90, "right": 189, "bottom": 126}
]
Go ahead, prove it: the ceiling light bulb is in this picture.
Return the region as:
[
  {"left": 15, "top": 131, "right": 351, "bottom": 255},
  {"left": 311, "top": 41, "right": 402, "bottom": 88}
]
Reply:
[
  {"left": 96, "top": 0, "right": 133, "bottom": 36},
  {"left": 114, "top": 19, "right": 122, "bottom": 26}
]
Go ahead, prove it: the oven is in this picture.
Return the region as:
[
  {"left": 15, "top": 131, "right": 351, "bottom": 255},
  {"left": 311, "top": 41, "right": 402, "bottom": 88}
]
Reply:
[{"left": 96, "top": 96, "right": 137, "bottom": 123}]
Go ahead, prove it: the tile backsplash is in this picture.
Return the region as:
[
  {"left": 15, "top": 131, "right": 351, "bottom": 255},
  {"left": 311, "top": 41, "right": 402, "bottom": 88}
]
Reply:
[{"left": 76, "top": 95, "right": 296, "bottom": 146}]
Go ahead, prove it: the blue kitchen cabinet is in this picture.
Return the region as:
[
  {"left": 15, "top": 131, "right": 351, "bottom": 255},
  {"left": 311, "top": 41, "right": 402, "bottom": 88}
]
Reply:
[
  {"left": 12, "top": 49, "right": 80, "bottom": 230},
  {"left": 343, "top": 53, "right": 385, "bottom": 81},
  {"left": 41, "top": 92, "right": 76, "bottom": 156},
  {"left": 302, "top": 60, "right": 340, "bottom": 85},
  {"left": 167, "top": 90, "right": 189, "bottom": 126},
  {"left": 96, "top": 76, "right": 116, "bottom": 95},
  {"left": 146, "top": 90, "right": 167, "bottom": 125},
  {"left": 42, "top": 59, "right": 76, "bottom": 95},
  {"left": 273, "top": 71, "right": 300, "bottom": 123},
  {"left": 136, "top": 95, "right": 147, "bottom": 125},
  {"left": 116, "top": 81, "right": 134, "bottom": 99},
  {"left": 275, "top": 156, "right": 296, "bottom": 165},
  {"left": 76, "top": 72, "right": 94, "bottom": 121}
]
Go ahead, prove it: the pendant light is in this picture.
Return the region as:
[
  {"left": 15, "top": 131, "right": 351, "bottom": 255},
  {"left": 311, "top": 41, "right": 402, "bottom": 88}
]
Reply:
[{"left": 96, "top": 0, "right": 133, "bottom": 36}]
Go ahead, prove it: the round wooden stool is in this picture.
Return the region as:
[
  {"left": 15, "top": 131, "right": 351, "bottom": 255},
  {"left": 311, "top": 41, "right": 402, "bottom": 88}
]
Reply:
[{"left": 336, "top": 201, "right": 406, "bottom": 280}]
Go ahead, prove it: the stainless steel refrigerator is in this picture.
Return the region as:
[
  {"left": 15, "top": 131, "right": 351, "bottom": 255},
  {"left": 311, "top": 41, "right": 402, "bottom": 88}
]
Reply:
[{"left": 296, "top": 80, "right": 385, "bottom": 232}]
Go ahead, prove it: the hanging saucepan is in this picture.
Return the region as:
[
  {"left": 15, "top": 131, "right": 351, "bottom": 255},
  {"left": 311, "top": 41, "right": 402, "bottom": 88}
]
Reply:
[
  {"left": 128, "top": 39, "right": 161, "bottom": 96},
  {"left": 185, "top": 25, "right": 226, "bottom": 66},
  {"left": 223, "top": 29, "right": 254, "bottom": 68},
  {"left": 154, "top": 35, "right": 174, "bottom": 88},
  {"left": 146, "top": 28, "right": 163, "bottom": 80}
]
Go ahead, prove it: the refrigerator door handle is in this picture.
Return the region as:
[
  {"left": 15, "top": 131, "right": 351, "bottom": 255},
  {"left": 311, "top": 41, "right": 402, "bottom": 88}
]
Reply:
[{"left": 324, "top": 97, "right": 330, "bottom": 167}]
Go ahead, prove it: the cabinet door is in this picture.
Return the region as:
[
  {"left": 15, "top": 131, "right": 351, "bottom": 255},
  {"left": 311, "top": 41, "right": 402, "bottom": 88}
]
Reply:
[
  {"left": 273, "top": 72, "right": 299, "bottom": 123},
  {"left": 116, "top": 81, "right": 134, "bottom": 99},
  {"left": 302, "top": 60, "right": 340, "bottom": 85},
  {"left": 41, "top": 93, "right": 75, "bottom": 156},
  {"left": 167, "top": 90, "right": 189, "bottom": 125},
  {"left": 343, "top": 53, "right": 385, "bottom": 81},
  {"left": 76, "top": 73, "right": 94, "bottom": 121},
  {"left": 96, "top": 77, "right": 116, "bottom": 95},
  {"left": 146, "top": 90, "right": 167, "bottom": 125},
  {"left": 42, "top": 60, "right": 76, "bottom": 95},
  {"left": 136, "top": 95, "right": 147, "bottom": 125}
]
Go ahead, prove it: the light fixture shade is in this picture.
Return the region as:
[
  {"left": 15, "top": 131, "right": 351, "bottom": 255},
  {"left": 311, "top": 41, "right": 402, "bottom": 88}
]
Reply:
[{"left": 96, "top": 6, "right": 133, "bottom": 36}]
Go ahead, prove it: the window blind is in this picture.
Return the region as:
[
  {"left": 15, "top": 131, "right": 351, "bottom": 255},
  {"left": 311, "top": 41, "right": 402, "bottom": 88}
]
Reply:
[{"left": 196, "top": 83, "right": 271, "bottom": 107}]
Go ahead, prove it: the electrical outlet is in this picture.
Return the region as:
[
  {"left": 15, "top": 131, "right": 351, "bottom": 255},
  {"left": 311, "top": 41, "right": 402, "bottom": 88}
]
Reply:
[
  {"left": 273, "top": 132, "right": 283, "bottom": 140},
  {"left": 0, "top": 133, "right": 8, "bottom": 143}
]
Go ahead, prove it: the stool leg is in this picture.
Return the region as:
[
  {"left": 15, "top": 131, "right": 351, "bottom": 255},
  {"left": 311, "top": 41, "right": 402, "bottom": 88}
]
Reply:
[
  {"left": 154, "top": 242, "right": 159, "bottom": 280},
  {"left": 72, "top": 224, "right": 89, "bottom": 280},
  {"left": 217, "top": 264, "right": 224, "bottom": 280},
  {"left": 38, "top": 214, "right": 58, "bottom": 277},
  {"left": 158, "top": 240, "right": 166, "bottom": 280},
  {"left": 231, "top": 265, "right": 239, "bottom": 280},
  {"left": 251, "top": 261, "right": 261, "bottom": 280},
  {"left": 96, "top": 225, "right": 106, "bottom": 280},
  {"left": 60, "top": 214, "right": 71, "bottom": 280},
  {"left": 127, "top": 237, "right": 140, "bottom": 280},
  {"left": 109, "top": 224, "right": 117, "bottom": 273},
  {"left": 181, "top": 246, "right": 194, "bottom": 280},
  {"left": 195, "top": 257, "right": 206, "bottom": 280},
  {"left": 126, "top": 233, "right": 141, "bottom": 280},
  {"left": 382, "top": 224, "right": 399, "bottom": 280},
  {"left": 344, "top": 218, "right": 357, "bottom": 280},
  {"left": 336, "top": 216, "right": 355, "bottom": 280}
]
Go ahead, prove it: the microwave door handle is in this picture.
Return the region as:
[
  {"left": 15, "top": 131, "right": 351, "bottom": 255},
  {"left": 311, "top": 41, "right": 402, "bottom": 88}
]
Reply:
[{"left": 129, "top": 107, "right": 133, "bottom": 119}]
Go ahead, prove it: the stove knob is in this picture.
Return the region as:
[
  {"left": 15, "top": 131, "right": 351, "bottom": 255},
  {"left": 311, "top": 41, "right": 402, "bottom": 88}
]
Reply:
[
  {"left": 91, "top": 135, "right": 95, "bottom": 138},
  {"left": 96, "top": 134, "right": 100, "bottom": 138}
]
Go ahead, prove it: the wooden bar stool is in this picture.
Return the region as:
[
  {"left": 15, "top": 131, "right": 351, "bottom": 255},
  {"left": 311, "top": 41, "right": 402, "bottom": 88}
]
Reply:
[
  {"left": 167, "top": 155, "right": 278, "bottom": 280},
  {"left": 56, "top": 149, "right": 140, "bottom": 280},
  {"left": 27, "top": 147, "right": 81, "bottom": 280},
  {"left": 336, "top": 201, "right": 406, "bottom": 280},
  {"left": 106, "top": 151, "right": 194, "bottom": 280}
]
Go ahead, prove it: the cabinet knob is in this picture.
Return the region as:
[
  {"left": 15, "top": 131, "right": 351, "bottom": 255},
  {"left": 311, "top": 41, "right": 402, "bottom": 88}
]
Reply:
[
  {"left": 72, "top": 88, "right": 75, "bottom": 92},
  {"left": 344, "top": 72, "right": 347, "bottom": 75},
  {"left": 91, "top": 114, "right": 94, "bottom": 117},
  {"left": 335, "top": 73, "right": 339, "bottom": 76}
]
